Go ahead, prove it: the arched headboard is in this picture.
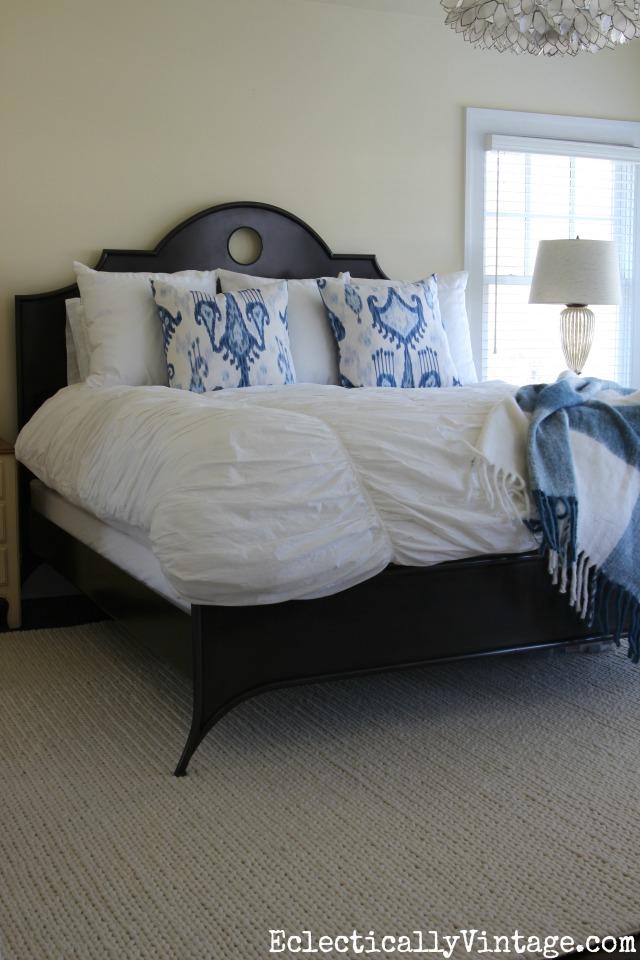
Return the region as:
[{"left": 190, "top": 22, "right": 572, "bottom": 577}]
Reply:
[{"left": 15, "top": 201, "right": 387, "bottom": 429}]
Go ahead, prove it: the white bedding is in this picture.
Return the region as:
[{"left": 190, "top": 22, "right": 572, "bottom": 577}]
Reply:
[{"left": 16, "top": 381, "right": 537, "bottom": 605}]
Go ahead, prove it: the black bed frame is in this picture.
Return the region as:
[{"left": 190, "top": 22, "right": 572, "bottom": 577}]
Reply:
[{"left": 15, "top": 201, "right": 609, "bottom": 775}]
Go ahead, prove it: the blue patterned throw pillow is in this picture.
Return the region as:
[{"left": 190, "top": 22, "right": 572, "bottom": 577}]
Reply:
[
  {"left": 317, "top": 276, "right": 459, "bottom": 389},
  {"left": 151, "top": 280, "right": 296, "bottom": 392}
]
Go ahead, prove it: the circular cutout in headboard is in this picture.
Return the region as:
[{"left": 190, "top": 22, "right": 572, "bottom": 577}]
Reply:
[{"left": 227, "top": 226, "right": 263, "bottom": 265}]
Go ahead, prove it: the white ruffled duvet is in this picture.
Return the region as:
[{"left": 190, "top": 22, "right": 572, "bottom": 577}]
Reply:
[{"left": 16, "top": 382, "right": 536, "bottom": 605}]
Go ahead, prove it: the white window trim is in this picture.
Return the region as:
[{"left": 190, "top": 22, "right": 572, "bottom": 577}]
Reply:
[{"left": 465, "top": 108, "right": 640, "bottom": 385}]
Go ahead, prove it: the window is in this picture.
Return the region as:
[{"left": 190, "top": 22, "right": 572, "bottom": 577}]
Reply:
[{"left": 465, "top": 109, "right": 640, "bottom": 386}]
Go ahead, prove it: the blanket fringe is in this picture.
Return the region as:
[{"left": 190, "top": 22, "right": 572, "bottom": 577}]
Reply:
[
  {"left": 532, "top": 491, "right": 578, "bottom": 565},
  {"left": 592, "top": 570, "right": 640, "bottom": 664},
  {"left": 471, "top": 457, "right": 531, "bottom": 524},
  {"left": 547, "top": 546, "right": 640, "bottom": 664}
]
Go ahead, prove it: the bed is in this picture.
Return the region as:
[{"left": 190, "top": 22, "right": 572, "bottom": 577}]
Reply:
[{"left": 14, "top": 201, "right": 611, "bottom": 776}]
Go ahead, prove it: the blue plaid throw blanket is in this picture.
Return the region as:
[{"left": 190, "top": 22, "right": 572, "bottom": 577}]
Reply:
[{"left": 476, "top": 377, "right": 640, "bottom": 661}]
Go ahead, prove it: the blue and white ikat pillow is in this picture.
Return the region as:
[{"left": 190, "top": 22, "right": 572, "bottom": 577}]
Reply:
[
  {"left": 317, "top": 276, "right": 459, "bottom": 389},
  {"left": 151, "top": 279, "right": 296, "bottom": 392}
]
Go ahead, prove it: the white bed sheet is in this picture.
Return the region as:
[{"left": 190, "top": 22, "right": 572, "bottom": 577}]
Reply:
[
  {"left": 31, "top": 480, "right": 190, "bottom": 611},
  {"left": 16, "top": 381, "right": 537, "bottom": 605}
]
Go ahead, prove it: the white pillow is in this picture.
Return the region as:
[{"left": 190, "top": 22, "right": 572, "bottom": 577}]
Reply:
[
  {"left": 65, "top": 298, "right": 91, "bottom": 384},
  {"left": 342, "top": 271, "right": 477, "bottom": 385},
  {"left": 317, "top": 276, "right": 459, "bottom": 389},
  {"left": 436, "top": 272, "right": 477, "bottom": 384},
  {"left": 218, "top": 269, "right": 343, "bottom": 385},
  {"left": 150, "top": 279, "right": 296, "bottom": 392},
  {"left": 74, "top": 263, "right": 218, "bottom": 387}
]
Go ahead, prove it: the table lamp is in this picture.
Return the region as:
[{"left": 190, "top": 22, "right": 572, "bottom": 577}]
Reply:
[{"left": 529, "top": 237, "right": 622, "bottom": 375}]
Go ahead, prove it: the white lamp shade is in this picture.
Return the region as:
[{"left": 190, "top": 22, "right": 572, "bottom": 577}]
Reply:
[{"left": 529, "top": 239, "right": 622, "bottom": 306}]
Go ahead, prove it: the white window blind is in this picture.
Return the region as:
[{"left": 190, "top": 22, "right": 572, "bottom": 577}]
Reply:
[{"left": 464, "top": 110, "right": 640, "bottom": 388}]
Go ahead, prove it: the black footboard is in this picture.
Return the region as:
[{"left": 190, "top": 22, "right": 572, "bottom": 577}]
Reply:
[{"left": 177, "top": 553, "right": 605, "bottom": 775}]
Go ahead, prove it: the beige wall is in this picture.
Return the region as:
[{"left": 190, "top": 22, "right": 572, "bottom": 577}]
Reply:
[{"left": 2, "top": 0, "right": 639, "bottom": 440}]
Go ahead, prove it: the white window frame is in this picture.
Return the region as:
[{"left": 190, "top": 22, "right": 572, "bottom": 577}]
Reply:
[{"left": 465, "top": 107, "right": 640, "bottom": 385}]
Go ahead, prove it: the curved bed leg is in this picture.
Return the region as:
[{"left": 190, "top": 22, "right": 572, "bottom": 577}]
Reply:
[
  {"left": 172, "top": 602, "right": 329, "bottom": 775},
  {"left": 173, "top": 640, "right": 226, "bottom": 777},
  {"left": 174, "top": 728, "right": 204, "bottom": 777},
  {"left": 174, "top": 690, "right": 230, "bottom": 776},
  {"left": 173, "top": 608, "right": 211, "bottom": 776},
  {"left": 173, "top": 605, "right": 261, "bottom": 776},
  {"left": 173, "top": 668, "right": 257, "bottom": 776}
]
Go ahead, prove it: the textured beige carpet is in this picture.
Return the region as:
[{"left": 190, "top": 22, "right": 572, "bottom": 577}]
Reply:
[{"left": 1, "top": 622, "right": 639, "bottom": 960}]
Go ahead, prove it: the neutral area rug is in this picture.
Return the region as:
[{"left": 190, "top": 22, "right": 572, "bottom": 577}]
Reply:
[{"left": 1, "top": 622, "right": 639, "bottom": 960}]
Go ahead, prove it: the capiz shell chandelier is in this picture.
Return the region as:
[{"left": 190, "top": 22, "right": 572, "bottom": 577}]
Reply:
[{"left": 440, "top": 0, "right": 640, "bottom": 55}]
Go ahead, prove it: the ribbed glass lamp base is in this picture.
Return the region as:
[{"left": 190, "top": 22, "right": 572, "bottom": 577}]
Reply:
[{"left": 560, "top": 305, "right": 595, "bottom": 375}]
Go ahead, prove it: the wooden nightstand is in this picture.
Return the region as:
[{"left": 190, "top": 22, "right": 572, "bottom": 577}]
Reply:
[{"left": 0, "top": 438, "right": 21, "bottom": 628}]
